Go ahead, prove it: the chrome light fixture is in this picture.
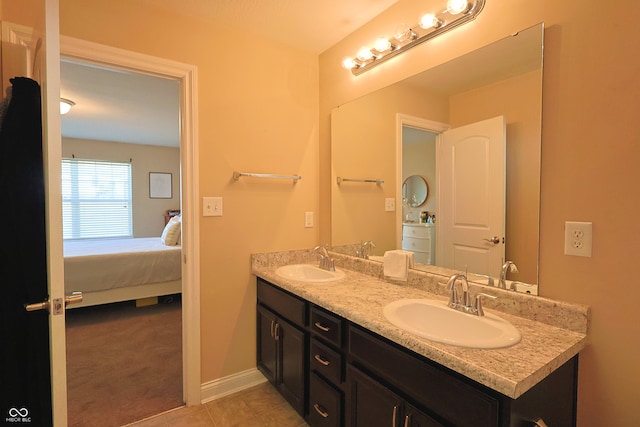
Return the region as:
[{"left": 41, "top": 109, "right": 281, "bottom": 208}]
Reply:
[
  {"left": 60, "top": 98, "right": 75, "bottom": 115},
  {"left": 343, "top": 0, "right": 485, "bottom": 75}
]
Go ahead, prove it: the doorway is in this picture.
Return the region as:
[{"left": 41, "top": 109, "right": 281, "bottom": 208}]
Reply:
[
  {"left": 60, "top": 35, "right": 201, "bottom": 421},
  {"left": 60, "top": 58, "right": 184, "bottom": 424}
]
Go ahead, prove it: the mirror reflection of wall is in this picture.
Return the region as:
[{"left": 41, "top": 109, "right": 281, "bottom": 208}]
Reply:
[{"left": 331, "top": 23, "right": 542, "bottom": 287}]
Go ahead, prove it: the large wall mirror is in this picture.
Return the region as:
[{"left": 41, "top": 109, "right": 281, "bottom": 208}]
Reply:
[{"left": 331, "top": 23, "right": 543, "bottom": 291}]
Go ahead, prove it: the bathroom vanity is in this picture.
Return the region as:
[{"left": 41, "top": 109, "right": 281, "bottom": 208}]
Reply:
[{"left": 253, "top": 250, "right": 588, "bottom": 427}]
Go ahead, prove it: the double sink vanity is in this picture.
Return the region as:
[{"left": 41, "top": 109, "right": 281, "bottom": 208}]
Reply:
[{"left": 252, "top": 249, "right": 589, "bottom": 427}]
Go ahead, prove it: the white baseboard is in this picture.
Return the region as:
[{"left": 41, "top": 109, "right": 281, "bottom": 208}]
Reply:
[{"left": 200, "top": 368, "right": 268, "bottom": 404}]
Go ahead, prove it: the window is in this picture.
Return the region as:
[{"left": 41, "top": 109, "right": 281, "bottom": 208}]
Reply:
[{"left": 62, "top": 159, "right": 132, "bottom": 239}]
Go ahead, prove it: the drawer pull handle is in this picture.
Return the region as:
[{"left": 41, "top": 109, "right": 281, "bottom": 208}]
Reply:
[
  {"left": 313, "top": 403, "right": 329, "bottom": 418},
  {"left": 314, "top": 321, "right": 330, "bottom": 332},
  {"left": 314, "top": 354, "right": 331, "bottom": 366},
  {"left": 270, "top": 320, "right": 275, "bottom": 338},
  {"left": 533, "top": 419, "right": 549, "bottom": 427},
  {"left": 392, "top": 405, "right": 399, "bottom": 427},
  {"left": 274, "top": 323, "right": 280, "bottom": 341},
  {"left": 404, "top": 414, "right": 411, "bottom": 427}
]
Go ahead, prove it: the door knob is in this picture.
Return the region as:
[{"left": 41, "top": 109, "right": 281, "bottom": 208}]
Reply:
[
  {"left": 25, "top": 292, "right": 83, "bottom": 315},
  {"left": 483, "top": 236, "right": 501, "bottom": 245}
]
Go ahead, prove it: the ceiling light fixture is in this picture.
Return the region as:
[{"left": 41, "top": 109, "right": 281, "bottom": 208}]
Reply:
[
  {"left": 60, "top": 98, "right": 75, "bottom": 115},
  {"left": 342, "top": 0, "right": 485, "bottom": 76}
]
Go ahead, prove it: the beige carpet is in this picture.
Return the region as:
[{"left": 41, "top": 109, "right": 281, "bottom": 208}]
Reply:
[{"left": 65, "top": 298, "right": 183, "bottom": 426}]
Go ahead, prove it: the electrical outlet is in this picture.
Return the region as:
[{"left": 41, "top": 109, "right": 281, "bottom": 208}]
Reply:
[
  {"left": 305, "top": 212, "right": 314, "bottom": 228},
  {"left": 564, "top": 221, "right": 592, "bottom": 257},
  {"left": 385, "top": 198, "right": 395, "bottom": 212}
]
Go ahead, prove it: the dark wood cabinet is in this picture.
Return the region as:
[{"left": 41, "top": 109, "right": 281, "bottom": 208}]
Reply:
[
  {"left": 256, "top": 279, "right": 307, "bottom": 415},
  {"left": 346, "top": 365, "right": 442, "bottom": 427},
  {"left": 256, "top": 278, "right": 578, "bottom": 427},
  {"left": 347, "top": 324, "right": 578, "bottom": 427}
]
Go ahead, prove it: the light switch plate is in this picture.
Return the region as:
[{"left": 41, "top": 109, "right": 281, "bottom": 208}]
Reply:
[
  {"left": 203, "top": 197, "right": 222, "bottom": 217},
  {"left": 385, "top": 198, "right": 395, "bottom": 212},
  {"left": 305, "top": 212, "right": 314, "bottom": 228}
]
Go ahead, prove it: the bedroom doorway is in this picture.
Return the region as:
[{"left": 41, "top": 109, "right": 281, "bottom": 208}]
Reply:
[{"left": 60, "top": 37, "right": 201, "bottom": 424}]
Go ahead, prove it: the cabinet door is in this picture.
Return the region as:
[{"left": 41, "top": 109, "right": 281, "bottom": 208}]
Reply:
[
  {"left": 403, "top": 403, "right": 443, "bottom": 427},
  {"left": 347, "top": 365, "right": 403, "bottom": 427},
  {"left": 277, "top": 317, "right": 306, "bottom": 415},
  {"left": 257, "top": 304, "right": 278, "bottom": 383}
]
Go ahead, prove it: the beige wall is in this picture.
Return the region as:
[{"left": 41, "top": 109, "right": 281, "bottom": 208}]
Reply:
[
  {"left": 60, "top": 0, "right": 319, "bottom": 382},
  {"left": 450, "top": 70, "right": 541, "bottom": 283},
  {"left": 62, "top": 138, "right": 180, "bottom": 238},
  {"left": 320, "top": 0, "right": 640, "bottom": 425}
]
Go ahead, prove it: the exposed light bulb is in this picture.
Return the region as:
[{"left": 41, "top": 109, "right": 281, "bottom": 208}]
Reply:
[
  {"left": 447, "top": 0, "right": 469, "bottom": 15},
  {"left": 342, "top": 57, "right": 357, "bottom": 70},
  {"left": 394, "top": 23, "right": 412, "bottom": 42},
  {"left": 374, "top": 36, "right": 392, "bottom": 53},
  {"left": 356, "top": 47, "right": 373, "bottom": 62},
  {"left": 60, "top": 98, "right": 75, "bottom": 115},
  {"left": 419, "top": 13, "right": 441, "bottom": 29}
]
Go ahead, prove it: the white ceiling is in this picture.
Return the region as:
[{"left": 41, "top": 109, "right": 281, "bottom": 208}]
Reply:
[{"left": 60, "top": 0, "right": 400, "bottom": 146}]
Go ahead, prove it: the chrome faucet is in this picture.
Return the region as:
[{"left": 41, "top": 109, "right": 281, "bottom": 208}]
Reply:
[
  {"left": 498, "top": 261, "right": 518, "bottom": 289},
  {"left": 446, "top": 273, "right": 497, "bottom": 316},
  {"left": 468, "top": 273, "right": 495, "bottom": 287},
  {"left": 356, "top": 240, "right": 376, "bottom": 259},
  {"left": 446, "top": 273, "right": 470, "bottom": 309},
  {"left": 509, "top": 281, "right": 534, "bottom": 292},
  {"left": 312, "top": 245, "right": 335, "bottom": 272}
]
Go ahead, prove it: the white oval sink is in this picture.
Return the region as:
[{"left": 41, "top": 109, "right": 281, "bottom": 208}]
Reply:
[
  {"left": 383, "top": 299, "right": 521, "bottom": 349},
  {"left": 275, "top": 264, "right": 345, "bottom": 283}
]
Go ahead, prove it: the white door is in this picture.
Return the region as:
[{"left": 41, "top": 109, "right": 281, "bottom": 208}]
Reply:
[{"left": 437, "top": 116, "right": 506, "bottom": 276}]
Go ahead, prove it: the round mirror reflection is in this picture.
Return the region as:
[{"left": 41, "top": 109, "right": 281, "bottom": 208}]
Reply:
[{"left": 403, "top": 175, "right": 429, "bottom": 207}]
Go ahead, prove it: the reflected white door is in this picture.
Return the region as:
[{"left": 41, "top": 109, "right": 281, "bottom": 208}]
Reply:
[{"left": 437, "top": 116, "right": 505, "bottom": 276}]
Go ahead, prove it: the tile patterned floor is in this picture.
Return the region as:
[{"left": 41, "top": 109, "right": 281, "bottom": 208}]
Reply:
[{"left": 125, "top": 382, "right": 309, "bottom": 427}]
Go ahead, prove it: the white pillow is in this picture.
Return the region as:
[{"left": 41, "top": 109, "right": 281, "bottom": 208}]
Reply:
[{"left": 160, "top": 215, "right": 181, "bottom": 246}]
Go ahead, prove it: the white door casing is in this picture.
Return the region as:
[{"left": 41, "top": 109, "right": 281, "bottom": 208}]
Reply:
[
  {"left": 395, "top": 114, "right": 449, "bottom": 250},
  {"left": 437, "top": 116, "right": 506, "bottom": 277}
]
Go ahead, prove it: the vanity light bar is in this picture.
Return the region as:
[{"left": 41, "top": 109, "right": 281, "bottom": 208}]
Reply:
[{"left": 344, "top": 0, "right": 485, "bottom": 76}]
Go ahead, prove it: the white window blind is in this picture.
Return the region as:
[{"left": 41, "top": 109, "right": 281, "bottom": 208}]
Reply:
[{"left": 62, "top": 159, "right": 133, "bottom": 239}]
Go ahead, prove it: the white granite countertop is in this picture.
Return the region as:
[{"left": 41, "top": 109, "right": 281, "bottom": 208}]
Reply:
[{"left": 252, "top": 252, "right": 589, "bottom": 399}]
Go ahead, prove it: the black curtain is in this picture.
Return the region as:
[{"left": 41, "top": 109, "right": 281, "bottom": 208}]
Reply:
[{"left": 0, "top": 77, "right": 52, "bottom": 426}]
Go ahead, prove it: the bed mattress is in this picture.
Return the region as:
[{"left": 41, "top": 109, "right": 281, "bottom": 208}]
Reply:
[{"left": 64, "top": 237, "right": 182, "bottom": 293}]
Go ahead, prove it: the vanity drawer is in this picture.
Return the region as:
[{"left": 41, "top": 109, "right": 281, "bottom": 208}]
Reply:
[
  {"left": 257, "top": 278, "right": 306, "bottom": 328},
  {"left": 309, "top": 372, "right": 342, "bottom": 427},
  {"left": 402, "top": 225, "right": 432, "bottom": 239},
  {"left": 402, "top": 236, "right": 431, "bottom": 251},
  {"left": 310, "top": 306, "right": 343, "bottom": 347},
  {"left": 310, "top": 337, "right": 342, "bottom": 385},
  {"left": 348, "top": 324, "right": 500, "bottom": 427}
]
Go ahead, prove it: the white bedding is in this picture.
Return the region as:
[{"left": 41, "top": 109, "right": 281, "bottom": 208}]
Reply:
[{"left": 64, "top": 237, "right": 182, "bottom": 294}]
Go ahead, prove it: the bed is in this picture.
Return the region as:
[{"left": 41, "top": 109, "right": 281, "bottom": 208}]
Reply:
[{"left": 64, "top": 237, "right": 182, "bottom": 308}]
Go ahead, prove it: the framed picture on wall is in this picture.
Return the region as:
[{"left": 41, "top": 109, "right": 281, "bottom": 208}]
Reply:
[{"left": 149, "top": 172, "right": 172, "bottom": 199}]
